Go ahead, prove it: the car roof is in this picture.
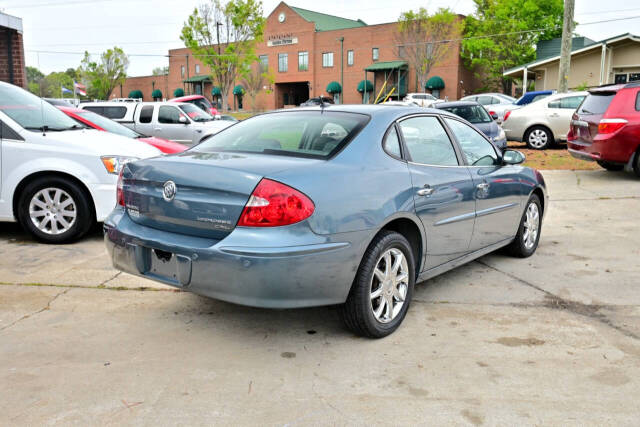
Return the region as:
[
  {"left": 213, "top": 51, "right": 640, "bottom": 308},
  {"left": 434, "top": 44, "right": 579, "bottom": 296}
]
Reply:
[
  {"left": 170, "top": 95, "right": 205, "bottom": 102},
  {"left": 272, "top": 104, "right": 459, "bottom": 121}
]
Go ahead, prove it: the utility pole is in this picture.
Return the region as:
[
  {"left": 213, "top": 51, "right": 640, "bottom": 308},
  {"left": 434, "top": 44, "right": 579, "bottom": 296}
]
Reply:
[
  {"left": 216, "top": 22, "right": 222, "bottom": 56},
  {"left": 557, "top": 0, "right": 575, "bottom": 93}
]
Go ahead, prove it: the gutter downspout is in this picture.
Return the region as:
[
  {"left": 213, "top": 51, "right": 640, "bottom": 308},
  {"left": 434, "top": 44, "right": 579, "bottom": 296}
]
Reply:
[{"left": 7, "top": 30, "right": 14, "bottom": 85}]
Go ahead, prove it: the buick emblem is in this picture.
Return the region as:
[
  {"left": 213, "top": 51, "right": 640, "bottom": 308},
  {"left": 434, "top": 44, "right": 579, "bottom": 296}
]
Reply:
[{"left": 162, "top": 181, "right": 177, "bottom": 202}]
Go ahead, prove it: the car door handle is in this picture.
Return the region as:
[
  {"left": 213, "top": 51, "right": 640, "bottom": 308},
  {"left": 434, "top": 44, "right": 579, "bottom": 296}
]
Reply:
[
  {"left": 196, "top": 129, "right": 202, "bottom": 133},
  {"left": 416, "top": 185, "right": 434, "bottom": 197},
  {"left": 153, "top": 127, "right": 162, "bottom": 131},
  {"left": 477, "top": 182, "right": 490, "bottom": 191}
]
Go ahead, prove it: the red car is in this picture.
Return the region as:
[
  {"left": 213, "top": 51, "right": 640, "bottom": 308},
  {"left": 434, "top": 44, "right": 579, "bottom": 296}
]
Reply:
[
  {"left": 58, "top": 106, "right": 187, "bottom": 154},
  {"left": 169, "top": 95, "right": 219, "bottom": 116},
  {"left": 568, "top": 82, "right": 640, "bottom": 176}
]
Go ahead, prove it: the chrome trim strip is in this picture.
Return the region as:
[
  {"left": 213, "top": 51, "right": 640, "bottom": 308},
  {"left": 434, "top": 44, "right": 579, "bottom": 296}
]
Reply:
[
  {"left": 434, "top": 211, "right": 476, "bottom": 226},
  {"left": 475, "top": 203, "right": 519, "bottom": 217}
]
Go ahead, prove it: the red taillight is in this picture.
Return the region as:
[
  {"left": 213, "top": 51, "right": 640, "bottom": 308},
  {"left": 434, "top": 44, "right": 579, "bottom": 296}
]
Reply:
[
  {"left": 597, "top": 118, "right": 627, "bottom": 134},
  {"left": 237, "top": 179, "right": 315, "bottom": 227},
  {"left": 116, "top": 169, "right": 125, "bottom": 207},
  {"left": 503, "top": 111, "right": 511, "bottom": 121},
  {"left": 567, "top": 127, "right": 576, "bottom": 141}
]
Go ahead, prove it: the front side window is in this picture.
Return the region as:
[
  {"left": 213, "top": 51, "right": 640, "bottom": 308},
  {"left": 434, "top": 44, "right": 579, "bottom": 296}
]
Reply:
[
  {"left": 298, "top": 51, "right": 308, "bottom": 71},
  {"left": 347, "top": 50, "right": 354, "bottom": 66},
  {"left": 372, "top": 48, "right": 379, "bottom": 61},
  {"left": 193, "top": 111, "right": 369, "bottom": 159},
  {"left": 322, "top": 52, "right": 334, "bottom": 68},
  {"left": 398, "top": 116, "right": 458, "bottom": 166},
  {"left": 548, "top": 96, "right": 585, "bottom": 109},
  {"left": 158, "top": 106, "right": 186, "bottom": 124},
  {"left": 179, "top": 103, "right": 212, "bottom": 122},
  {"left": 139, "top": 105, "right": 154, "bottom": 123},
  {"left": 0, "top": 84, "right": 78, "bottom": 131},
  {"left": 278, "top": 53, "right": 288, "bottom": 72},
  {"left": 445, "top": 118, "right": 498, "bottom": 166}
]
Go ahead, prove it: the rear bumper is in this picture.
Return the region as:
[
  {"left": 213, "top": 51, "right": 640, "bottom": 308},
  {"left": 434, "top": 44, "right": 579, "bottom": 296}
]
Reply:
[
  {"left": 104, "top": 209, "right": 371, "bottom": 308},
  {"left": 568, "top": 137, "right": 635, "bottom": 164}
]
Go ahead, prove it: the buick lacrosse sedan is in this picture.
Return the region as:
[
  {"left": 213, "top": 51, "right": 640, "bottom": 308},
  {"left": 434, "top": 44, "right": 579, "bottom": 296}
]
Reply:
[{"left": 105, "top": 105, "right": 547, "bottom": 338}]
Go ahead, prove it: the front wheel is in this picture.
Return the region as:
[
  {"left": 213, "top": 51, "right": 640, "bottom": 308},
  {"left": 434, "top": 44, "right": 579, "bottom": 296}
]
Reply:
[
  {"left": 597, "top": 160, "right": 624, "bottom": 171},
  {"left": 17, "top": 176, "right": 93, "bottom": 243},
  {"left": 341, "top": 231, "right": 415, "bottom": 338},
  {"left": 525, "top": 126, "right": 553, "bottom": 150},
  {"left": 506, "top": 194, "right": 542, "bottom": 258}
]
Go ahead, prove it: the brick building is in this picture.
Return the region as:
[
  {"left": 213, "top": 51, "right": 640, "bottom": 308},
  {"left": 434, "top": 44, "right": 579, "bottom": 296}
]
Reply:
[
  {"left": 123, "top": 2, "right": 480, "bottom": 110},
  {"left": 0, "top": 12, "right": 26, "bottom": 88}
]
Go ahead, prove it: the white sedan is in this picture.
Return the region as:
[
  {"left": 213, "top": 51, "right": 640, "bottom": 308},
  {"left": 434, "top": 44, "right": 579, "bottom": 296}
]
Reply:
[
  {"left": 501, "top": 91, "right": 587, "bottom": 149},
  {"left": 0, "top": 82, "right": 160, "bottom": 243}
]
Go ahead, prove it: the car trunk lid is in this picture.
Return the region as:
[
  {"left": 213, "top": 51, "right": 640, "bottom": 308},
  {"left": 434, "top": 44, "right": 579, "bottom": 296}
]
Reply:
[{"left": 571, "top": 91, "right": 617, "bottom": 144}]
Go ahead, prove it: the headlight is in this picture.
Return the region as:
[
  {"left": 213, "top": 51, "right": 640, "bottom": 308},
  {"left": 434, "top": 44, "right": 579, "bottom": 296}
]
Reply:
[{"left": 100, "top": 156, "right": 138, "bottom": 175}]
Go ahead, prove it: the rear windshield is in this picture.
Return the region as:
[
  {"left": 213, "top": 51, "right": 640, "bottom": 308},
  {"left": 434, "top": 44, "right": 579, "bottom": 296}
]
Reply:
[
  {"left": 578, "top": 93, "right": 616, "bottom": 114},
  {"left": 439, "top": 105, "right": 491, "bottom": 123},
  {"left": 192, "top": 111, "right": 369, "bottom": 159}
]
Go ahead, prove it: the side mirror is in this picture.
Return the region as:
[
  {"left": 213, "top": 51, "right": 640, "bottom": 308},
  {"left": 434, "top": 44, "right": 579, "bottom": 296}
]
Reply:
[
  {"left": 490, "top": 112, "right": 499, "bottom": 121},
  {"left": 502, "top": 149, "right": 525, "bottom": 165},
  {"left": 178, "top": 116, "right": 188, "bottom": 124}
]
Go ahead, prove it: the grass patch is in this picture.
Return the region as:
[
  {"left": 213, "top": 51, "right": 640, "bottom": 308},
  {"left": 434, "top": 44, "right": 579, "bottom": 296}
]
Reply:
[
  {"left": 228, "top": 112, "right": 256, "bottom": 121},
  {"left": 508, "top": 141, "right": 601, "bottom": 171}
]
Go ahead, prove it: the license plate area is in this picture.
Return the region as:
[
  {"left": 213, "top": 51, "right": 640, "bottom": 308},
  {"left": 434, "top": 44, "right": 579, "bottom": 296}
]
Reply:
[{"left": 142, "top": 247, "right": 192, "bottom": 287}]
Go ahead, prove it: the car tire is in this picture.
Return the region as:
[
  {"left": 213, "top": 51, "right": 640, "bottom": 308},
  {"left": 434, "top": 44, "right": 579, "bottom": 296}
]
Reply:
[
  {"left": 525, "top": 126, "right": 553, "bottom": 150},
  {"left": 17, "top": 176, "right": 93, "bottom": 244},
  {"left": 506, "top": 194, "right": 542, "bottom": 258},
  {"left": 597, "top": 160, "right": 624, "bottom": 171},
  {"left": 341, "top": 230, "right": 415, "bottom": 338},
  {"left": 633, "top": 150, "right": 640, "bottom": 178}
]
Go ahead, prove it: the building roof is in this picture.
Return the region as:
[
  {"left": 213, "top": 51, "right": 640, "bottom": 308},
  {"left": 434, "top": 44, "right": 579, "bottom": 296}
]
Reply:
[
  {"left": 504, "top": 33, "right": 640, "bottom": 77},
  {"left": 364, "top": 60, "right": 408, "bottom": 71},
  {"left": 183, "top": 75, "right": 212, "bottom": 83},
  {"left": 0, "top": 11, "right": 23, "bottom": 32},
  {"left": 289, "top": 5, "right": 366, "bottom": 32},
  {"left": 536, "top": 36, "right": 596, "bottom": 60}
]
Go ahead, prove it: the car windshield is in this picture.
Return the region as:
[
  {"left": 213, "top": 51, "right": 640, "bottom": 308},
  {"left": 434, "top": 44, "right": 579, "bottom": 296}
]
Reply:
[
  {"left": 76, "top": 110, "right": 141, "bottom": 138},
  {"left": 441, "top": 105, "right": 492, "bottom": 123},
  {"left": 0, "top": 84, "right": 81, "bottom": 131},
  {"left": 179, "top": 103, "right": 213, "bottom": 122},
  {"left": 192, "top": 111, "right": 369, "bottom": 159}
]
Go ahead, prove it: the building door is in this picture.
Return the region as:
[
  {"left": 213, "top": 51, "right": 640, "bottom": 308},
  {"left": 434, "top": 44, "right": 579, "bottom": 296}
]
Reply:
[{"left": 615, "top": 74, "right": 628, "bottom": 84}]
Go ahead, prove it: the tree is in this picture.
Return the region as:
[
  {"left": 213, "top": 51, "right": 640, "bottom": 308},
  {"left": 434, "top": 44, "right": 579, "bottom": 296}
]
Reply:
[
  {"left": 79, "top": 47, "right": 129, "bottom": 99},
  {"left": 241, "top": 62, "right": 274, "bottom": 111},
  {"left": 152, "top": 66, "right": 169, "bottom": 75},
  {"left": 395, "top": 8, "right": 461, "bottom": 93},
  {"left": 26, "top": 66, "right": 45, "bottom": 95},
  {"left": 181, "top": 0, "right": 265, "bottom": 111},
  {"left": 40, "top": 72, "right": 75, "bottom": 98},
  {"left": 461, "top": 0, "right": 564, "bottom": 93}
]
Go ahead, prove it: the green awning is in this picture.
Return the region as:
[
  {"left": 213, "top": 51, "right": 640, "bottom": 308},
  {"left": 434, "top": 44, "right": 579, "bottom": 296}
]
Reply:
[
  {"left": 151, "top": 89, "right": 163, "bottom": 99},
  {"left": 326, "top": 81, "right": 342, "bottom": 94},
  {"left": 357, "top": 80, "right": 373, "bottom": 93},
  {"left": 173, "top": 88, "right": 184, "bottom": 97},
  {"left": 128, "top": 89, "right": 143, "bottom": 99},
  {"left": 183, "top": 75, "right": 212, "bottom": 83},
  {"left": 233, "top": 85, "right": 245, "bottom": 95},
  {"left": 211, "top": 86, "right": 222, "bottom": 96},
  {"left": 364, "top": 60, "right": 408, "bottom": 71},
  {"left": 425, "top": 76, "right": 445, "bottom": 90}
]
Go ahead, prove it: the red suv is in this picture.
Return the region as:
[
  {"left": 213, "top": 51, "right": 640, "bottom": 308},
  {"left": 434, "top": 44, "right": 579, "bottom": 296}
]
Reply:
[{"left": 568, "top": 82, "right": 640, "bottom": 176}]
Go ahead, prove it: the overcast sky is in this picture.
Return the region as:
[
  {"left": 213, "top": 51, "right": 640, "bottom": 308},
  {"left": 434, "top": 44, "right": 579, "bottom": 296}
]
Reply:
[{"left": 2, "top": 0, "right": 639, "bottom": 76}]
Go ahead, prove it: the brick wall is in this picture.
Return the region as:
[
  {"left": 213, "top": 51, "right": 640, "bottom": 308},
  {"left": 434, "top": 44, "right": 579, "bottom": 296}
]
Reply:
[
  {"left": 116, "top": 74, "right": 169, "bottom": 101},
  {"left": 0, "top": 27, "right": 26, "bottom": 88}
]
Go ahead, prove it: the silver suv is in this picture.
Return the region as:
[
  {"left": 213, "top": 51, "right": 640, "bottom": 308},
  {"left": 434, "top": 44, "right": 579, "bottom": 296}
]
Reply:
[
  {"left": 403, "top": 93, "right": 440, "bottom": 107},
  {"left": 79, "top": 101, "right": 232, "bottom": 145}
]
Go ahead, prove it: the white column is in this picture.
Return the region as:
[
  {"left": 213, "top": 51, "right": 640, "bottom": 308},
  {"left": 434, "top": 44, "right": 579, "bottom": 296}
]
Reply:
[
  {"left": 523, "top": 67, "right": 528, "bottom": 94},
  {"left": 599, "top": 43, "right": 607, "bottom": 85}
]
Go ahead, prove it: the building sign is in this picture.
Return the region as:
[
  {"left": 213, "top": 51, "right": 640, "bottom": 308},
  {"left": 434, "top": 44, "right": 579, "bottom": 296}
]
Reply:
[{"left": 267, "top": 33, "right": 298, "bottom": 47}]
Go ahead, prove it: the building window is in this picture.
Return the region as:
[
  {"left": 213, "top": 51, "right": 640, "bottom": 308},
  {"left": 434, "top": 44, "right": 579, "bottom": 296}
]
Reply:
[
  {"left": 398, "top": 46, "right": 405, "bottom": 58},
  {"left": 278, "top": 53, "right": 288, "bottom": 72},
  {"left": 181, "top": 65, "right": 185, "bottom": 78},
  {"left": 298, "top": 51, "right": 308, "bottom": 71},
  {"left": 347, "top": 50, "right": 354, "bottom": 66},
  {"left": 322, "top": 52, "right": 334, "bottom": 68},
  {"left": 372, "top": 48, "right": 379, "bottom": 61},
  {"left": 259, "top": 55, "right": 268, "bottom": 71},
  {"left": 195, "top": 64, "right": 200, "bottom": 74}
]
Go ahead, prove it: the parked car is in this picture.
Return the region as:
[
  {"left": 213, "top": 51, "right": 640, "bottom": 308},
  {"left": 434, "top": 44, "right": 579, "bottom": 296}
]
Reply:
[
  {"left": 169, "top": 94, "right": 219, "bottom": 117},
  {"left": 105, "top": 105, "right": 547, "bottom": 338},
  {"left": 79, "top": 101, "right": 232, "bottom": 145},
  {"left": 0, "top": 82, "right": 160, "bottom": 243},
  {"left": 568, "top": 82, "right": 640, "bottom": 176},
  {"left": 403, "top": 93, "right": 440, "bottom": 107},
  {"left": 58, "top": 106, "right": 188, "bottom": 154},
  {"left": 44, "top": 98, "right": 76, "bottom": 107},
  {"left": 460, "top": 93, "right": 516, "bottom": 121},
  {"left": 434, "top": 101, "right": 507, "bottom": 150},
  {"left": 381, "top": 100, "right": 420, "bottom": 107},
  {"left": 514, "top": 90, "right": 554, "bottom": 106},
  {"left": 300, "top": 96, "right": 334, "bottom": 106},
  {"left": 501, "top": 91, "right": 587, "bottom": 149}
]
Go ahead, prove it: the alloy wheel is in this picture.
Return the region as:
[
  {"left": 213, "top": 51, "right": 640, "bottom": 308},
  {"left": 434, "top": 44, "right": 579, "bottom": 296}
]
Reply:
[
  {"left": 29, "top": 187, "right": 77, "bottom": 235},
  {"left": 370, "top": 248, "right": 409, "bottom": 323},
  {"left": 522, "top": 202, "right": 540, "bottom": 250}
]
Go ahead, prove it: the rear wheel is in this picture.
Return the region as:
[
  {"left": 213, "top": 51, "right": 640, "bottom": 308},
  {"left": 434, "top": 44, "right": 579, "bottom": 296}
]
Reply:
[
  {"left": 17, "top": 176, "right": 93, "bottom": 243},
  {"left": 633, "top": 150, "right": 640, "bottom": 178},
  {"left": 341, "top": 231, "right": 415, "bottom": 338},
  {"left": 506, "top": 194, "right": 542, "bottom": 258},
  {"left": 525, "top": 126, "right": 553, "bottom": 150},
  {"left": 597, "top": 160, "right": 624, "bottom": 171}
]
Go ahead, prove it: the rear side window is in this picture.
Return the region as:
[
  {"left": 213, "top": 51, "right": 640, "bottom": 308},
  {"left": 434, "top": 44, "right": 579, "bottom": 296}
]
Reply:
[
  {"left": 83, "top": 106, "right": 103, "bottom": 115},
  {"left": 549, "top": 96, "right": 585, "bottom": 109},
  {"left": 139, "top": 106, "right": 154, "bottom": 123},
  {"left": 398, "top": 116, "right": 458, "bottom": 166},
  {"left": 578, "top": 93, "right": 616, "bottom": 114},
  {"left": 383, "top": 126, "right": 402, "bottom": 158},
  {"left": 193, "top": 111, "right": 369, "bottom": 159},
  {"left": 102, "top": 106, "right": 127, "bottom": 119}
]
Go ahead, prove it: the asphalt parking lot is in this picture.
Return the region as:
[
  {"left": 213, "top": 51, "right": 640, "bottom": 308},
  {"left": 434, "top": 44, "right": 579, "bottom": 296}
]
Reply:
[{"left": 1, "top": 169, "right": 640, "bottom": 425}]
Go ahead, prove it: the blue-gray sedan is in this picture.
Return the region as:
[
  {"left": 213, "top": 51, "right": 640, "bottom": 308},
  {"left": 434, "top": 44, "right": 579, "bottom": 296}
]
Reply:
[{"left": 104, "top": 105, "right": 547, "bottom": 338}]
